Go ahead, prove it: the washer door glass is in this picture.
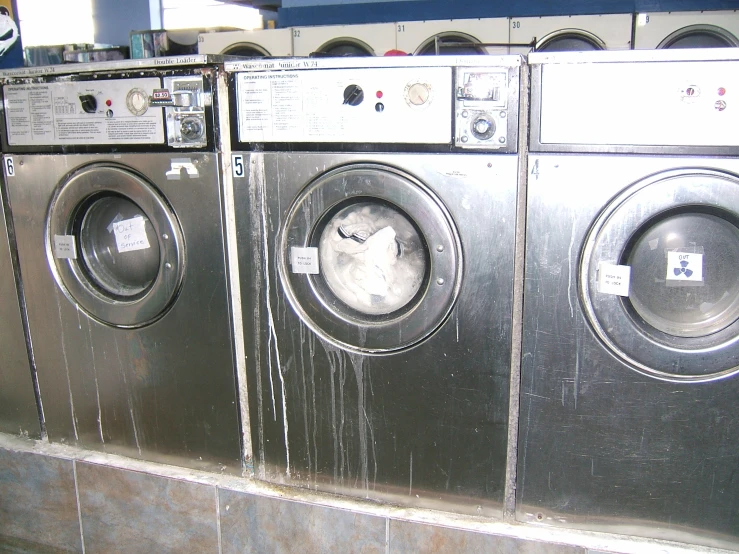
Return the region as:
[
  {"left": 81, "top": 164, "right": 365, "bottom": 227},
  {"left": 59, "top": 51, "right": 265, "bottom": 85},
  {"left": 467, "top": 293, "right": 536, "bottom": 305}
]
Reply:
[
  {"left": 581, "top": 169, "right": 739, "bottom": 381},
  {"left": 78, "top": 195, "right": 160, "bottom": 299},
  {"left": 49, "top": 164, "right": 184, "bottom": 328},
  {"left": 280, "top": 164, "right": 462, "bottom": 353},
  {"left": 626, "top": 211, "right": 739, "bottom": 338}
]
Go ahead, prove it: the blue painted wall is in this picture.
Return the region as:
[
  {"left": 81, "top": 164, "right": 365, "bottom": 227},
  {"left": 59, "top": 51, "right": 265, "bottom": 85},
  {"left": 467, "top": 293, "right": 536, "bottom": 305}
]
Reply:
[{"left": 278, "top": 0, "right": 739, "bottom": 27}]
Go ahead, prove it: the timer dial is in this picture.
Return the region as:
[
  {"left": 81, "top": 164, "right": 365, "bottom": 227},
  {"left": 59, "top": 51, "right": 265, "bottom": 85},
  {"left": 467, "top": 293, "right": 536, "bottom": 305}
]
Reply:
[
  {"left": 126, "top": 88, "right": 149, "bottom": 116},
  {"left": 405, "top": 82, "right": 431, "bottom": 107}
]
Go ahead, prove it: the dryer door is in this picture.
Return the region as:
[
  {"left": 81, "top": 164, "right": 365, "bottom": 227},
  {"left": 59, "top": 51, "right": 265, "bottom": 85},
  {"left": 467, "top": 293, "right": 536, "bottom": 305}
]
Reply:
[
  {"left": 415, "top": 33, "right": 487, "bottom": 55},
  {"left": 535, "top": 29, "right": 606, "bottom": 51},
  {"left": 221, "top": 43, "right": 271, "bottom": 57},
  {"left": 658, "top": 24, "right": 739, "bottom": 48},
  {"left": 48, "top": 163, "right": 184, "bottom": 328},
  {"left": 581, "top": 168, "right": 739, "bottom": 381},
  {"left": 279, "top": 163, "right": 462, "bottom": 353},
  {"left": 314, "top": 38, "right": 374, "bottom": 56}
]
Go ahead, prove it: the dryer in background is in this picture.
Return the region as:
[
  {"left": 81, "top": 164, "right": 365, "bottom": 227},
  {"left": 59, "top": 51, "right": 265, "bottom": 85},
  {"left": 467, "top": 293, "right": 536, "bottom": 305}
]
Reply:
[
  {"left": 395, "top": 18, "right": 510, "bottom": 55},
  {"left": 634, "top": 11, "right": 739, "bottom": 49},
  {"left": 198, "top": 28, "right": 293, "bottom": 57},
  {"left": 227, "top": 55, "right": 523, "bottom": 516},
  {"left": 0, "top": 57, "right": 242, "bottom": 473},
  {"left": 0, "top": 179, "right": 40, "bottom": 438},
  {"left": 518, "top": 49, "right": 739, "bottom": 550},
  {"left": 292, "top": 23, "right": 396, "bottom": 56},
  {"left": 509, "top": 14, "right": 632, "bottom": 53}
]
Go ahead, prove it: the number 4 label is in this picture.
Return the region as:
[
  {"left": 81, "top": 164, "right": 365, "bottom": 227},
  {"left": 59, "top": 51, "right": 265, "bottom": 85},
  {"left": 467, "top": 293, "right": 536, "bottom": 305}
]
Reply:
[
  {"left": 4, "top": 156, "right": 14, "bottom": 177},
  {"left": 232, "top": 154, "right": 245, "bottom": 178}
]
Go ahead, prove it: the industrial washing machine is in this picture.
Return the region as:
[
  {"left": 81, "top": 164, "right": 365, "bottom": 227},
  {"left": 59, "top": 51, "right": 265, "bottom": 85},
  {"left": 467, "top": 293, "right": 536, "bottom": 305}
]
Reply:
[
  {"left": 0, "top": 56, "right": 242, "bottom": 472},
  {"left": 395, "top": 18, "right": 510, "bottom": 55},
  {"left": 634, "top": 10, "right": 739, "bottom": 49},
  {"left": 198, "top": 28, "right": 293, "bottom": 57},
  {"left": 518, "top": 49, "right": 739, "bottom": 550},
  {"left": 0, "top": 178, "right": 40, "bottom": 438},
  {"left": 292, "top": 23, "right": 396, "bottom": 56},
  {"left": 509, "top": 14, "right": 632, "bottom": 53},
  {"left": 227, "top": 55, "right": 524, "bottom": 515}
]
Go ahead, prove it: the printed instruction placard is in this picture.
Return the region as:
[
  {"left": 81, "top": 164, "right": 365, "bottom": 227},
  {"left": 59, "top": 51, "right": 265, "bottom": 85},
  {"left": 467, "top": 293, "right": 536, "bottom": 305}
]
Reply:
[
  {"left": 666, "top": 251, "right": 703, "bottom": 282},
  {"left": 598, "top": 262, "right": 631, "bottom": 297},
  {"left": 53, "top": 234, "right": 76, "bottom": 259},
  {"left": 290, "top": 247, "right": 319, "bottom": 274},
  {"left": 3, "top": 78, "right": 164, "bottom": 146}
]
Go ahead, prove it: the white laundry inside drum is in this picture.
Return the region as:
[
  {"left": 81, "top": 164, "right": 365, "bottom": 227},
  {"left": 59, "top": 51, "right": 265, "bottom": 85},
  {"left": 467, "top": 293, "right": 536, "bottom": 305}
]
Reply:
[{"left": 318, "top": 202, "right": 426, "bottom": 315}]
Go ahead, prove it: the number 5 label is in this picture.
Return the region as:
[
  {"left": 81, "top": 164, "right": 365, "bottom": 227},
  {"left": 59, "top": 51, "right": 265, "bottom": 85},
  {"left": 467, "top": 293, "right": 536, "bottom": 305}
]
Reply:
[{"left": 232, "top": 154, "right": 244, "bottom": 178}]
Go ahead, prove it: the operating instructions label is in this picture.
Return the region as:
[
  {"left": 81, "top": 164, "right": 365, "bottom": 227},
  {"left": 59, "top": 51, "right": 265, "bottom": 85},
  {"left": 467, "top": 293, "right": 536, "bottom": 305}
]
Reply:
[
  {"left": 3, "top": 79, "right": 164, "bottom": 146},
  {"left": 235, "top": 68, "right": 453, "bottom": 144}
]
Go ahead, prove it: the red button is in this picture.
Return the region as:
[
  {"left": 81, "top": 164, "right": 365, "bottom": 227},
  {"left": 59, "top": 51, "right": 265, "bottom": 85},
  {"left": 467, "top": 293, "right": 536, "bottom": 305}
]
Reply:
[
  {"left": 106, "top": 99, "right": 112, "bottom": 106},
  {"left": 376, "top": 91, "right": 383, "bottom": 99},
  {"left": 718, "top": 87, "right": 726, "bottom": 96}
]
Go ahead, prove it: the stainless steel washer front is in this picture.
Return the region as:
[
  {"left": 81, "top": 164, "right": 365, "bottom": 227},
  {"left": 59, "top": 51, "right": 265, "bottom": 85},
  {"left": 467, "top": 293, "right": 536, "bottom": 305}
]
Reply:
[
  {"left": 1, "top": 59, "right": 242, "bottom": 474},
  {"left": 0, "top": 180, "right": 40, "bottom": 437},
  {"left": 518, "top": 51, "right": 739, "bottom": 551}
]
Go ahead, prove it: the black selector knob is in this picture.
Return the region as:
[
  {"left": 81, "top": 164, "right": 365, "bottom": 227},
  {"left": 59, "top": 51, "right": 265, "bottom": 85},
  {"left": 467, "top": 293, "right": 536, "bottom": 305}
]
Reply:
[
  {"left": 79, "top": 94, "right": 97, "bottom": 114},
  {"left": 343, "top": 84, "right": 364, "bottom": 106}
]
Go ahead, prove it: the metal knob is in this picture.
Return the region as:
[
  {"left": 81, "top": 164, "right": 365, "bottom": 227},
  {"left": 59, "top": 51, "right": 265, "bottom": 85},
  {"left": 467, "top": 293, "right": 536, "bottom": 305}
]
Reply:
[
  {"left": 471, "top": 114, "right": 495, "bottom": 140},
  {"left": 180, "top": 116, "right": 204, "bottom": 141}
]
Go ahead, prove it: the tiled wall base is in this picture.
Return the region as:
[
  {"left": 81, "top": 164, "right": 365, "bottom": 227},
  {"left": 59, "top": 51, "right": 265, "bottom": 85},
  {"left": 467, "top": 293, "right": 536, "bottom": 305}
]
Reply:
[{"left": 0, "top": 434, "right": 733, "bottom": 554}]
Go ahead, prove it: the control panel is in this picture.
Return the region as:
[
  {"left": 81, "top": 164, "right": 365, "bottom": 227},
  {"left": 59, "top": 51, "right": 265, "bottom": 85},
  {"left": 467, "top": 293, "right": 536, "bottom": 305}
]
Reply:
[
  {"left": 538, "top": 61, "right": 739, "bottom": 147},
  {"left": 236, "top": 67, "right": 453, "bottom": 144},
  {"left": 236, "top": 65, "right": 516, "bottom": 150},
  {"left": 454, "top": 68, "right": 510, "bottom": 149},
  {"left": 155, "top": 76, "right": 208, "bottom": 148},
  {"left": 3, "top": 76, "right": 208, "bottom": 148}
]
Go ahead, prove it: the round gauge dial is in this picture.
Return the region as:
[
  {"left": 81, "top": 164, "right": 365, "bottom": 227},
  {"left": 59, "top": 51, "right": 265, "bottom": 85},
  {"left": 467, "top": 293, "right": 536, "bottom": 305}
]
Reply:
[
  {"left": 126, "top": 88, "right": 149, "bottom": 116},
  {"left": 405, "top": 82, "right": 431, "bottom": 107}
]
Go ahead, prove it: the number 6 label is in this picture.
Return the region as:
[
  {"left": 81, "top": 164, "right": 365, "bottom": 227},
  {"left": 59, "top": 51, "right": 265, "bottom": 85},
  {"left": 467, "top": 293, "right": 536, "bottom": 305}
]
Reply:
[
  {"left": 4, "top": 156, "right": 14, "bottom": 177},
  {"left": 232, "top": 154, "right": 244, "bottom": 178}
]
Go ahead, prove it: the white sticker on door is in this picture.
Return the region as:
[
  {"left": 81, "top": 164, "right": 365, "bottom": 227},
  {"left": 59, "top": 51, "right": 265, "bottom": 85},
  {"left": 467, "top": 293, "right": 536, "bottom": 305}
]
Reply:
[
  {"left": 666, "top": 251, "right": 703, "bottom": 282},
  {"left": 290, "top": 247, "right": 319, "bottom": 274},
  {"left": 598, "top": 262, "right": 631, "bottom": 296},
  {"left": 113, "top": 216, "right": 151, "bottom": 253},
  {"left": 53, "top": 235, "right": 77, "bottom": 259}
]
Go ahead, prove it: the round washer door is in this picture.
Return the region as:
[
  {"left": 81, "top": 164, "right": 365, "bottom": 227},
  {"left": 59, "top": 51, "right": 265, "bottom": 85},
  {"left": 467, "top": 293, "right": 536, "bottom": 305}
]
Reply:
[
  {"left": 581, "top": 169, "right": 739, "bottom": 382},
  {"left": 658, "top": 25, "right": 739, "bottom": 49},
  {"left": 48, "top": 163, "right": 184, "bottom": 328},
  {"left": 535, "top": 29, "right": 606, "bottom": 51},
  {"left": 278, "top": 164, "right": 462, "bottom": 353}
]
